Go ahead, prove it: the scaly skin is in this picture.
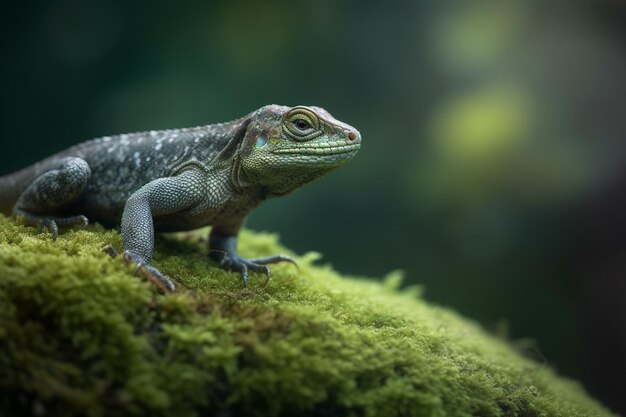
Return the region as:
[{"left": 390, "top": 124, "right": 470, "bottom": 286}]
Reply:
[{"left": 0, "top": 105, "right": 361, "bottom": 291}]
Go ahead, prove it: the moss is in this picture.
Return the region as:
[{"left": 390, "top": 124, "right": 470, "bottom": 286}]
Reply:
[{"left": 0, "top": 214, "right": 614, "bottom": 417}]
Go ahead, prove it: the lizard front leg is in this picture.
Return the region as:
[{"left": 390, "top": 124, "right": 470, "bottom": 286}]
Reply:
[
  {"left": 121, "top": 170, "right": 204, "bottom": 292},
  {"left": 209, "top": 224, "right": 297, "bottom": 287}
]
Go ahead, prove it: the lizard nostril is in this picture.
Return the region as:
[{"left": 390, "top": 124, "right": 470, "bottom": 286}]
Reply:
[{"left": 347, "top": 131, "right": 358, "bottom": 141}]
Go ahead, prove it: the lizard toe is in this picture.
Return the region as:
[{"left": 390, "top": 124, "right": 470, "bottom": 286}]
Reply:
[
  {"left": 138, "top": 264, "right": 176, "bottom": 293},
  {"left": 249, "top": 254, "right": 299, "bottom": 271},
  {"left": 123, "top": 250, "right": 176, "bottom": 293},
  {"left": 216, "top": 254, "right": 275, "bottom": 287},
  {"left": 240, "top": 263, "right": 249, "bottom": 287},
  {"left": 38, "top": 218, "right": 59, "bottom": 241}
]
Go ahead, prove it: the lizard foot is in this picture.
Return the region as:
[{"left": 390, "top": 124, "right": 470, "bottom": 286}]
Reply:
[
  {"left": 16, "top": 212, "right": 89, "bottom": 241},
  {"left": 216, "top": 253, "right": 298, "bottom": 287},
  {"left": 123, "top": 251, "right": 176, "bottom": 293}
]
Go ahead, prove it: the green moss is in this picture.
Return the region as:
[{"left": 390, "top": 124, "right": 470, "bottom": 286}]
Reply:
[{"left": 0, "top": 215, "right": 614, "bottom": 417}]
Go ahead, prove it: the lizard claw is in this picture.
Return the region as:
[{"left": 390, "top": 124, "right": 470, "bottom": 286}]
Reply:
[
  {"left": 102, "top": 245, "right": 119, "bottom": 258},
  {"left": 123, "top": 251, "right": 176, "bottom": 293}
]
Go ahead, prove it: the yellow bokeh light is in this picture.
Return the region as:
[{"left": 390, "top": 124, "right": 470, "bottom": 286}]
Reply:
[{"left": 432, "top": 85, "right": 532, "bottom": 161}]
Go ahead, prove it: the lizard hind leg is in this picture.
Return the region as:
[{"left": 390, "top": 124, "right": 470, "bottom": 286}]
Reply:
[{"left": 13, "top": 157, "right": 91, "bottom": 240}]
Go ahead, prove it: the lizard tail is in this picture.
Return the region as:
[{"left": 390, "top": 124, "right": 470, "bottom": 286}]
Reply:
[
  {"left": 0, "top": 166, "right": 39, "bottom": 215},
  {"left": 0, "top": 172, "right": 21, "bottom": 215}
]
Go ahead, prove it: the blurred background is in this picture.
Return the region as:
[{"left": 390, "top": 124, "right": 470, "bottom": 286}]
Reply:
[{"left": 1, "top": 0, "right": 625, "bottom": 413}]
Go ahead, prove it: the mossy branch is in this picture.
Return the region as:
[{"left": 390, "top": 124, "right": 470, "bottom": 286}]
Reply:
[{"left": 0, "top": 215, "right": 615, "bottom": 417}]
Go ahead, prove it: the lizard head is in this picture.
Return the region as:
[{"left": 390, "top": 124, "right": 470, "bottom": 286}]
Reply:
[{"left": 237, "top": 104, "right": 361, "bottom": 196}]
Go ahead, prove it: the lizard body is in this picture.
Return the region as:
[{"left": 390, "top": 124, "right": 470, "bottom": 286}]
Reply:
[{"left": 0, "top": 105, "right": 361, "bottom": 290}]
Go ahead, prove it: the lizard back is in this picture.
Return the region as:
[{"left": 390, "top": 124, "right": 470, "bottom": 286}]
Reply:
[{"left": 0, "top": 119, "right": 245, "bottom": 220}]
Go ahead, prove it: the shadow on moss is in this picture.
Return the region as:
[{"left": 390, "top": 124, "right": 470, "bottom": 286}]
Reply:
[{"left": 0, "top": 215, "right": 615, "bottom": 417}]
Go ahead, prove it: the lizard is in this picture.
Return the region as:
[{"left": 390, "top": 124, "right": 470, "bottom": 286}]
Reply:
[{"left": 0, "top": 104, "right": 361, "bottom": 291}]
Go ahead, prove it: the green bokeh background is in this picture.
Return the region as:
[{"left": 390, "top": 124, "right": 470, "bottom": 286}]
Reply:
[{"left": 1, "top": 1, "right": 625, "bottom": 414}]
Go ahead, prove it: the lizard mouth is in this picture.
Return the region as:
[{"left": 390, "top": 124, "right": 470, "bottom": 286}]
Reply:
[{"left": 272, "top": 143, "right": 361, "bottom": 156}]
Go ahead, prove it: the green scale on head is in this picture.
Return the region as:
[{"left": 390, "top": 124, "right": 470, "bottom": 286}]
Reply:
[{"left": 239, "top": 105, "right": 361, "bottom": 196}]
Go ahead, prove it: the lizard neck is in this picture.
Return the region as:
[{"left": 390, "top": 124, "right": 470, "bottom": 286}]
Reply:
[{"left": 228, "top": 152, "right": 274, "bottom": 201}]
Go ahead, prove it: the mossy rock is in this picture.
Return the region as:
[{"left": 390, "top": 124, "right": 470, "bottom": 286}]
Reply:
[{"left": 0, "top": 214, "right": 614, "bottom": 417}]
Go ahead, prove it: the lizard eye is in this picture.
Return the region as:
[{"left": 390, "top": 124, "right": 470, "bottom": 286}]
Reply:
[
  {"left": 283, "top": 107, "right": 322, "bottom": 140},
  {"left": 293, "top": 119, "right": 312, "bottom": 131}
]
